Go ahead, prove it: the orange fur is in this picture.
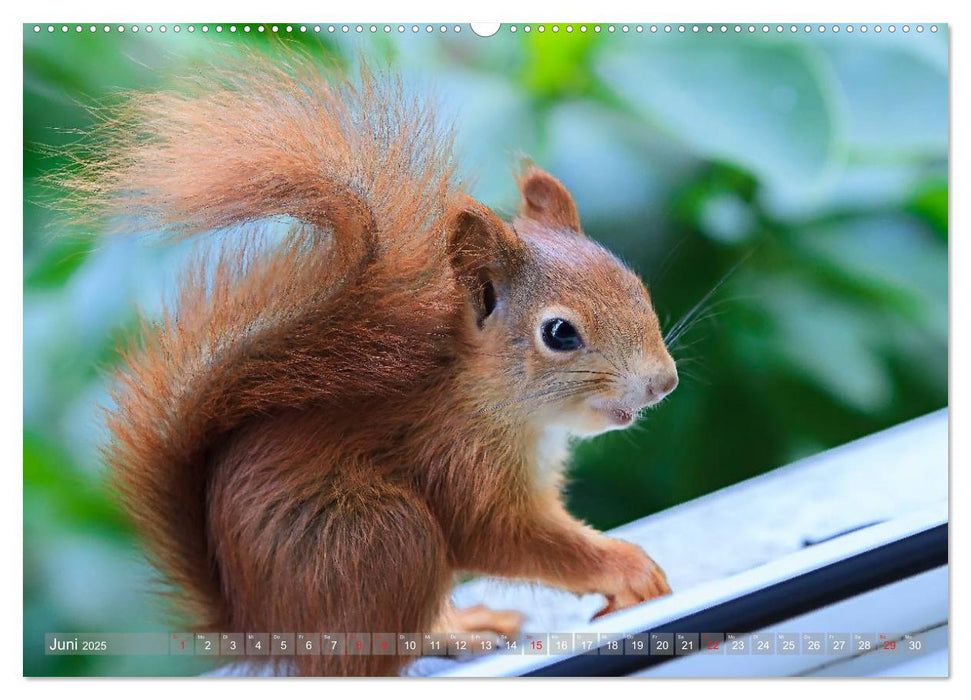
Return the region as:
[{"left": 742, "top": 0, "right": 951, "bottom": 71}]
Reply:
[{"left": 64, "top": 52, "right": 678, "bottom": 676}]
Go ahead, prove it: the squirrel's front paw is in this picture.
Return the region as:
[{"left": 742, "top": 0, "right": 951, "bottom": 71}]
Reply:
[{"left": 592, "top": 540, "right": 671, "bottom": 619}]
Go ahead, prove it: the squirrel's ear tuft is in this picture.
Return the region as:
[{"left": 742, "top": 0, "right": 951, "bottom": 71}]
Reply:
[
  {"left": 446, "top": 195, "right": 522, "bottom": 325},
  {"left": 516, "top": 163, "right": 583, "bottom": 235}
]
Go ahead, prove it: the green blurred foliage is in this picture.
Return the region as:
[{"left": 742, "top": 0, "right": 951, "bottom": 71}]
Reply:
[{"left": 23, "top": 24, "right": 948, "bottom": 676}]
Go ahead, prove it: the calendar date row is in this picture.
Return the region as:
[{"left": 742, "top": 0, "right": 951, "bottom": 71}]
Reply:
[
  {"left": 170, "top": 632, "right": 936, "bottom": 656},
  {"left": 48, "top": 631, "right": 925, "bottom": 657}
]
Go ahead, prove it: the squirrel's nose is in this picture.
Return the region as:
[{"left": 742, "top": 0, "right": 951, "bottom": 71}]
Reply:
[{"left": 644, "top": 367, "right": 678, "bottom": 404}]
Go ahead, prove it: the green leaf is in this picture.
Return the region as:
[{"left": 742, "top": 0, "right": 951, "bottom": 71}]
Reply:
[
  {"left": 820, "top": 40, "right": 948, "bottom": 159},
  {"left": 908, "top": 179, "right": 948, "bottom": 238},
  {"left": 521, "top": 27, "right": 602, "bottom": 101},
  {"left": 23, "top": 431, "right": 129, "bottom": 536},
  {"left": 793, "top": 215, "right": 947, "bottom": 337},
  {"left": 598, "top": 38, "right": 838, "bottom": 191},
  {"left": 25, "top": 234, "right": 94, "bottom": 289}
]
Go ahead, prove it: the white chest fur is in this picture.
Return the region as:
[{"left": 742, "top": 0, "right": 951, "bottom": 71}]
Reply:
[{"left": 534, "top": 424, "right": 573, "bottom": 489}]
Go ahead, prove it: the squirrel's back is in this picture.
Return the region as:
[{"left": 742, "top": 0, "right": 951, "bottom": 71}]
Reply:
[{"left": 65, "top": 52, "right": 467, "bottom": 627}]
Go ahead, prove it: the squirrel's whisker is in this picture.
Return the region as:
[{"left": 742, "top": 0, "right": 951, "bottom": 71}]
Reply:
[
  {"left": 666, "top": 300, "right": 738, "bottom": 349},
  {"left": 472, "top": 380, "right": 601, "bottom": 418},
  {"left": 592, "top": 348, "right": 625, "bottom": 375},
  {"left": 663, "top": 254, "right": 751, "bottom": 347},
  {"left": 560, "top": 369, "right": 624, "bottom": 380}
]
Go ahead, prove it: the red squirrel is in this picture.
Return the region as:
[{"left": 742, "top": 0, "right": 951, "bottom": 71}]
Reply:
[{"left": 66, "top": 53, "right": 678, "bottom": 676}]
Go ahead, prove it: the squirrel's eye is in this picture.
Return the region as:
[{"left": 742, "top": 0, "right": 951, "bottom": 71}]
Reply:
[{"left": 541, "top": 318, "right": 583, "bottom": 352}]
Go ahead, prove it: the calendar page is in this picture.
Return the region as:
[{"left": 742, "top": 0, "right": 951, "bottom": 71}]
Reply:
[{"left": 22, "top": 18, "right": 948, "bottom": 680}]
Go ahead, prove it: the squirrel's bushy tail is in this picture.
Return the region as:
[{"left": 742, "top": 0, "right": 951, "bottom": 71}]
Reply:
[{"left": 60, "top": 51, "right": 460, "bottom": 627}]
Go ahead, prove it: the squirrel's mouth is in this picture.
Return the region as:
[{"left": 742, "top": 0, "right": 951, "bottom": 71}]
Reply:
[
  {"left": 606, "top": 406, "right": 634, "bottom": 426},
  {"left": 589, "top": 399, "right": 635, "bottom": 428}
]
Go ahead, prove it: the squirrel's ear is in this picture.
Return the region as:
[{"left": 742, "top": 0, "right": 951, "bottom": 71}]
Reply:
[
  {"left": 446, "top": 195, "right": 523, "bottom": 326},
  {"left": 446, "top": 195, "right": 522, "bottom": 272},
  {"left": 516, "top": 163, "right": 583, "bottom": 235}
]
